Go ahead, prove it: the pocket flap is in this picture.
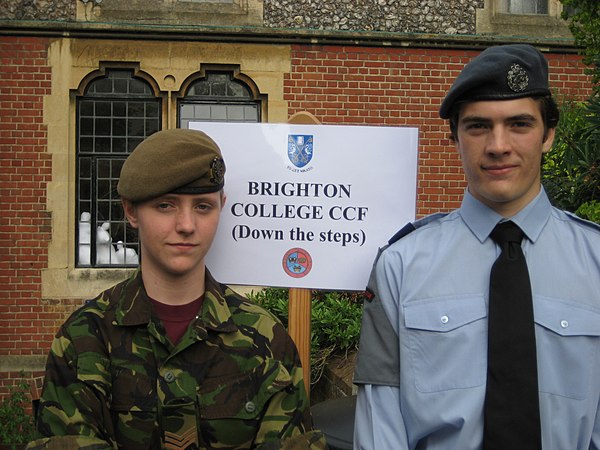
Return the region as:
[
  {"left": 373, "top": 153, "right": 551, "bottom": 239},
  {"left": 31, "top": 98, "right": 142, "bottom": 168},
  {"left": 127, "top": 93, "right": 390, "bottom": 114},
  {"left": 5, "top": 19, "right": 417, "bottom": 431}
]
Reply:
[
  {"left": 535, "top": 296, "right": 600, "bottom": 337},
  {"left": 405, "top": 295, "right": 487, "bottom": 332},
  {"left": 199, "top": 358, "right": 292, "bottom": 420}
]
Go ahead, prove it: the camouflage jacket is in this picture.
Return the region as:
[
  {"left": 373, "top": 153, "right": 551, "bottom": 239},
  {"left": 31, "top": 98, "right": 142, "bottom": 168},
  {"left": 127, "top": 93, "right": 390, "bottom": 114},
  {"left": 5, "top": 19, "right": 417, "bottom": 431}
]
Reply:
[{"left": 28, "top": 270, "right": 326, "bottom": 450}]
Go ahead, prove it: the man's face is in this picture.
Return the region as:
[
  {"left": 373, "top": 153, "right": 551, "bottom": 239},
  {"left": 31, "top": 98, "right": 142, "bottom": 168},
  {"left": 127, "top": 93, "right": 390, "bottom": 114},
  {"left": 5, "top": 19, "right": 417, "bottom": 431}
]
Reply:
[
  {"left": 123, "top": 191, "right": 224, "bottom": 279},
  {"left": 455, "top": 97, "right": 555, "bottom": 217}
]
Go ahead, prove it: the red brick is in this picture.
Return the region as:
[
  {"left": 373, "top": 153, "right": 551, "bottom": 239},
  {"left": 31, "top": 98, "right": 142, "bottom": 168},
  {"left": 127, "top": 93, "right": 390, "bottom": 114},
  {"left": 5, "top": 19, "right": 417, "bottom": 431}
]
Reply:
[{"left": 0, "top": 38, "right": 594, "bottom": 380}]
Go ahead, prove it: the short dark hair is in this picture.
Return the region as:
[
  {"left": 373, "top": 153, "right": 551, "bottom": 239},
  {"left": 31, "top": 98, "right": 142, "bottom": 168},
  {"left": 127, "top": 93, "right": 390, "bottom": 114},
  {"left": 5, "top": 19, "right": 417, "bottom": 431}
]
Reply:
[{"left": 448, "top": 95, "right": 560, "bottom": 142}]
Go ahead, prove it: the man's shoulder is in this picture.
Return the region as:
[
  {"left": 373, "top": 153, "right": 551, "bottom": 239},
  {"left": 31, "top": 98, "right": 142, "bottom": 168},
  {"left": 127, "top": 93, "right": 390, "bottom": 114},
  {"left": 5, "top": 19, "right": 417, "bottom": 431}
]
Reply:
[
  {"left": 555, "top": 208, "right": 600, "bottom": 235},
  {"left": 387, "top": 211, "right": 455, "bottom": 246}
]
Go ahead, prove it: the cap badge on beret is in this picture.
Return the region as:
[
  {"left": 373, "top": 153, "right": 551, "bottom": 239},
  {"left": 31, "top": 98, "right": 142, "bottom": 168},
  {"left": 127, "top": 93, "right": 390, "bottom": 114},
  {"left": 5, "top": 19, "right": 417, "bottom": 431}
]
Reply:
[
  {"left": 507, "top": 63, "right": 529, "bottom": 93},
  {"left": 210, "top": 157, "right": 225, "bottom": 186}
]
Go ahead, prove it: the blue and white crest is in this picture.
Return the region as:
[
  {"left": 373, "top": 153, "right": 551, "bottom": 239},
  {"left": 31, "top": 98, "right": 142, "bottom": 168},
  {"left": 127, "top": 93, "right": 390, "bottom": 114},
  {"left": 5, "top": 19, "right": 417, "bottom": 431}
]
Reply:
[{"left": 287, "top": 135, "right": 314, "bottom": 168}]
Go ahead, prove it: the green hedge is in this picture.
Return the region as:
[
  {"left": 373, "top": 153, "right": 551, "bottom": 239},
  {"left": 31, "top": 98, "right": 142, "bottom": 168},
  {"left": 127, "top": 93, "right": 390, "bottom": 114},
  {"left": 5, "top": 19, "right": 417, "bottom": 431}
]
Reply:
[{"left": 249, "top": 288, "right": 363, "bottom": 384}]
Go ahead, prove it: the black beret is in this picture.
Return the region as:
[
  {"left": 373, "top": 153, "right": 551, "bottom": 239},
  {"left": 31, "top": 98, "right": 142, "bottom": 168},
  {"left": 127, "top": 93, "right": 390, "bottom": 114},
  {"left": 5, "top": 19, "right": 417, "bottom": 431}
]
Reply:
[
  {"left": 439, "top": 44, "right": 551, "bottom": 119},
  {"left": 117, "top": 128, "right": 226, "bottom": 202}
]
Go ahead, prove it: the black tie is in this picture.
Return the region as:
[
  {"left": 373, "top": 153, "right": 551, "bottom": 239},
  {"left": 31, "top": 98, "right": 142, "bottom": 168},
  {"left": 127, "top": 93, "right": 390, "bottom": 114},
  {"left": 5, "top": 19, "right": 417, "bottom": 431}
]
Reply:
[{"left": 483, "top": 221, "right": 541, "bottom": 450}]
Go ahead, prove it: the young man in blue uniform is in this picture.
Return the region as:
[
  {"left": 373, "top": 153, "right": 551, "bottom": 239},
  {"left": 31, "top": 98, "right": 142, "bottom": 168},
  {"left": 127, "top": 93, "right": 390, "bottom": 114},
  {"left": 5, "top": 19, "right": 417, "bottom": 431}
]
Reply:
[{"left": 353, "top": 44, "right": 600, "bottom": 449}]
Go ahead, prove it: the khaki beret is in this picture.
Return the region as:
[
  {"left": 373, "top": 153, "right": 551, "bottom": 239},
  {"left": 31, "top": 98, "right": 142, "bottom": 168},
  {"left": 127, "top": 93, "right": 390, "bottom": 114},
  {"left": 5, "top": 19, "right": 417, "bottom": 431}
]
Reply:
[
  {"left": 117, "top": 128, "right": 226, "bottom": 202},
  {"left": 439, "top": 44, "right": 551, "bottom": 119}
]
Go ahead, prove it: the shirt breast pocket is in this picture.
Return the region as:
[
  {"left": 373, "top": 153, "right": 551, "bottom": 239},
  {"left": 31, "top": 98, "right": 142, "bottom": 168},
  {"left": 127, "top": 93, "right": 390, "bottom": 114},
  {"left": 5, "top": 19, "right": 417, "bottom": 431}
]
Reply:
[
  {"left": 197, "top": 358, "right": 293, "bottom": 447},
  {"left": 535, "top": 296, "right": 600, "bottom": 400},
  {"left": 404, "top": 295, "right": 487, "bottom": 393},
  {"left": 110, "top": 368, "right": 159, "bottom": 447}
]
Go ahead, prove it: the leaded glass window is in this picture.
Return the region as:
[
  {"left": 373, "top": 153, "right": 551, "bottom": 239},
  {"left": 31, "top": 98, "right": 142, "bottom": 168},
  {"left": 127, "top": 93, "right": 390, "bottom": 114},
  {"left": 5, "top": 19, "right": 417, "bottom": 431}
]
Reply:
[
  {"left": 76, "top": 69, "right": 161, "bottom": 267},
  {"left": 179, "top": 72, "right": 260, "bottom": 128}
]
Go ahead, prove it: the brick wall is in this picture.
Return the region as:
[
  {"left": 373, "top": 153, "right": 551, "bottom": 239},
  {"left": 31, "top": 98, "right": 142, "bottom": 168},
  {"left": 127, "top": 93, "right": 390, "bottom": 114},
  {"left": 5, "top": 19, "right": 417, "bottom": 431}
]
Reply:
[
  {"left": 284, "top": 45, "right": 593, "bottom": 216},
  {"left": 0, "top": 36, "right": 53, "bottom": 396},
  {"left": 0, "top": 37, "right": 593, "bottom": 397}
]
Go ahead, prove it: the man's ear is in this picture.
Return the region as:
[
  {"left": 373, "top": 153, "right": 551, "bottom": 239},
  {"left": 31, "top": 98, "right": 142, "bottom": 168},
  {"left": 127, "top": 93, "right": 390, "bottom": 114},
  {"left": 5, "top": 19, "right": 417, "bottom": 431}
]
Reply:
[
  {"left": 122, "top": 199, "right": 139, "bottom": 229},
  {"left": 220, "top": 192, "right": 227, "bottom": 210},
  {"left": 542, "top": 127, "right": 556, "bottom": 154}
]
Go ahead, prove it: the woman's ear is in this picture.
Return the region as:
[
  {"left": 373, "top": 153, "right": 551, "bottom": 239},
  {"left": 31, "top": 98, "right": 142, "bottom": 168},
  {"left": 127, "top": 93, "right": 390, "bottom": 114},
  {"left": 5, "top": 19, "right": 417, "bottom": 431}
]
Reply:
[{"left": 121, "top": 199, "right": 139, "bottom": 229}]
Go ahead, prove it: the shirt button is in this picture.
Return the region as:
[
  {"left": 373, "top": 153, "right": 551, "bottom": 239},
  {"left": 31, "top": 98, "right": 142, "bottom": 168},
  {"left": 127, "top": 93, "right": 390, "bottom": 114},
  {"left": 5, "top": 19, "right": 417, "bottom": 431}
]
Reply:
[
  {"left": 164, "top": 371, "right": 176, "bottom": 383},
  {"left": 560, "top": 320, "right": 569, "bottom": 328},
  {"left": 441, "top": 315, "right": 449, "bottom": 324},
  {"left": 244, "top": 401, "right": 256, "bottom": 413}
]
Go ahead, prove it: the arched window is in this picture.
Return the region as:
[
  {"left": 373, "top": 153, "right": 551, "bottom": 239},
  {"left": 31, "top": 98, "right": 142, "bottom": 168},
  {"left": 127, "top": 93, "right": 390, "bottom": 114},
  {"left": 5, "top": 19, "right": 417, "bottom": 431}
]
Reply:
[
  {"left": 76, "top": 69, "right": 161, "bottom": 267},
  {"left": 179, "top": 71, "right": 261, "bottom": 128}
]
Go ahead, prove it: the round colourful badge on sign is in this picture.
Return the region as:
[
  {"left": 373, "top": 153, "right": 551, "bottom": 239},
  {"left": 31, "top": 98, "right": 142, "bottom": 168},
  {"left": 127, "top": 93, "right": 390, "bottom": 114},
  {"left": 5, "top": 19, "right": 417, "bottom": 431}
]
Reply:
[{"left": 282, "top": 248, "right": 312, "bottom": 278}]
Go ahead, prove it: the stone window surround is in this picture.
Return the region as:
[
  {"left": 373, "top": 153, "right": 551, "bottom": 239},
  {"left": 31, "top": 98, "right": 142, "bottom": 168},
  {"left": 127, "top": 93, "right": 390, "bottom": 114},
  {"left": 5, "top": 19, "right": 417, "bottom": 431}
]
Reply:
[
  {"left": 41, "top": 40, "right": 287, "bottom": 300},
  {"left": 477, "top": 0, "right": 571, "bottom": 38},
  {"left": 76, "top": 0, "right": 263, "bottom": 27}
]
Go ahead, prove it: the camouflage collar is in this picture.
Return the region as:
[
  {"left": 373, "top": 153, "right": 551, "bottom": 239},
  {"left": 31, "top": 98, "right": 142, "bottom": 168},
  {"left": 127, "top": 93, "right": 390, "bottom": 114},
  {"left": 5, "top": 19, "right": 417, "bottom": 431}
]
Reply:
[
  {"left": 194, "top": 269, "right": 238, "bottom": 334},
  {"left": 114, "top": 270, "right": 151, "bottom": 326},
  {"left": 114, "top": 269, "right": 237, "bottom": 334}
]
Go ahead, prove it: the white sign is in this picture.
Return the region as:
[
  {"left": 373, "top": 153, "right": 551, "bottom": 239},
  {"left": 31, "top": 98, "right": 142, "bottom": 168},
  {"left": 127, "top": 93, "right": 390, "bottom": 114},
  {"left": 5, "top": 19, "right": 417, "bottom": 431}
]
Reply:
[{"left": 189, "top": 122, "right": 418, "bottom": 291}]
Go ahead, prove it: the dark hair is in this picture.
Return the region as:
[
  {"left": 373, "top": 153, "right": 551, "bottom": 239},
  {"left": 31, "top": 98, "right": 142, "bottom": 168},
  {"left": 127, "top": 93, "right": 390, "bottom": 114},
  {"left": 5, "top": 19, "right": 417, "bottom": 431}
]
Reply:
[{"left": 448, "top": 95, "right": 560, "bottom": 142}]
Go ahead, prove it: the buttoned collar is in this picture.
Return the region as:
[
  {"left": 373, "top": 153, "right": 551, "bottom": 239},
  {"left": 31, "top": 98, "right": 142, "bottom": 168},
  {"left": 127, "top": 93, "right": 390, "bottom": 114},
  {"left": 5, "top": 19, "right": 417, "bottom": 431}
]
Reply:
[{"left": 459, "top": 186, "right": 552, "bottom": 244}]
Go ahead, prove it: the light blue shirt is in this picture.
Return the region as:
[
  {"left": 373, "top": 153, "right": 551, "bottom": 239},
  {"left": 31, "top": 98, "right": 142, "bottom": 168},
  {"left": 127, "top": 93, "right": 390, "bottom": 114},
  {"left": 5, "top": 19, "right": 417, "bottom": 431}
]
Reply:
[{"left": 353, "top": 188, "right": 600, "bottom": 450}]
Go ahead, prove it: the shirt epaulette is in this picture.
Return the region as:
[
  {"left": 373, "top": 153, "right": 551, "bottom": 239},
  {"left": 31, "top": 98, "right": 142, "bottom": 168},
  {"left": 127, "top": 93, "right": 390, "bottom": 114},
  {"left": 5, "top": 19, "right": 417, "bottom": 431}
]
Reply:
[
  {"left": 563, "top": 210, "right": 600, "bottom": 233},
  {"left": 388, "top": 212, "right": 449, "bottom": 245}
]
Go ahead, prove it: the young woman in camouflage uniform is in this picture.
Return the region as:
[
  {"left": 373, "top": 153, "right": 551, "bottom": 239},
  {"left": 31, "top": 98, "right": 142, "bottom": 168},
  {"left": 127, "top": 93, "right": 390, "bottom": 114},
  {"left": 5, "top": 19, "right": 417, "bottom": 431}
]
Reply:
[{"left": 28, "top": 129, "right": 327, "bottom": 450}]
